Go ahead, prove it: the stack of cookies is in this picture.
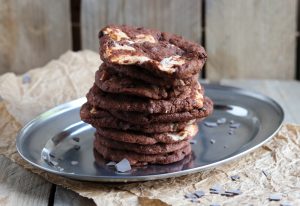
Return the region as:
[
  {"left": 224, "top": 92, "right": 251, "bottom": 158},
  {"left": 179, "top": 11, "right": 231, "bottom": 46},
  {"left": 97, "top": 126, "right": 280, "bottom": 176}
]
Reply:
[{"left": 80, "top": 25, "right": 213, "bottom": 166}]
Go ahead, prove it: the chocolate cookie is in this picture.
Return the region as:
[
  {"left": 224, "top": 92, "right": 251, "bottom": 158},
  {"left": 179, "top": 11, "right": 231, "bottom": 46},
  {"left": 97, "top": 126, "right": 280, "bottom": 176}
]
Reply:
[
  {"left": 96, "top": 124, "right": 198, "bottom": 145},
  {"left": 94, "top": 138, "right": 192, "bottom": 165},
  {"left": 94, "top": 149, "right": 193, "bottom": 172},
  {"left": 99, "top": 25, "right": 207, "bottom": 79},
  {"left": 95, "top": 66, "right": 196, "bottom": 100},
  {"left": 80, "top": 102, "right": 195, "bottom": 133},
  {"left": 110, "top": 96, "right": 213, "bottom": 125},
  {"left": 95, "top": 133, "right": 191, "bottom": 154},
  {"left": 107, "top": 63, "right": 199, "bottom": 87},
  {"left": 86, "top": 83, "right": 204, "bottom": 113}
]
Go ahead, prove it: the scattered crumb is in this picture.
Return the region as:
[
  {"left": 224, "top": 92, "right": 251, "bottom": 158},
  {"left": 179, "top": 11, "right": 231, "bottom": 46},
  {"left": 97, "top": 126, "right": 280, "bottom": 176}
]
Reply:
[
  {"left": 217, "top": 117, "right": 227, "bottom": 125},
  {"left": 269, "top": 193, "right": 282, "bottom": 201},
  {"left": 194, "top": 191, "right": 205, "bottom": 198},
  {"left": 204, "top": 122, "right": 218, "bottom": 128},
  {"left": 280, "top": 202, "right": 293, "bottom": 206},
  {"left": 231, "top": 175, "right": 240, "bottom": 181},
  {"left": 189, "top": 139, "right": 197, "bottom": 144},
  {"left": 72, "top": 137, "right": 80, "bottom": 142},
  {"left": 230, "top": 123, "right": 241, "bottom": 129}
]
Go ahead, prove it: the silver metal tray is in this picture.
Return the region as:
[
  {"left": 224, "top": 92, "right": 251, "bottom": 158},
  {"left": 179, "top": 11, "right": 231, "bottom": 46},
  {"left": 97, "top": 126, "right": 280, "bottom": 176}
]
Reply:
[{"left": 16, "top": 84, "right": 284, "bottom": 182}]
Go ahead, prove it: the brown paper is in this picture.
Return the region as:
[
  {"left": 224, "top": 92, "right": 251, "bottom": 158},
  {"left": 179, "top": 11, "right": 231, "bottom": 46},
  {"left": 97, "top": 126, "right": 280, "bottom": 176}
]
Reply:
[{"left": 0, "top": 50, "right": 300, "bottom": 206}]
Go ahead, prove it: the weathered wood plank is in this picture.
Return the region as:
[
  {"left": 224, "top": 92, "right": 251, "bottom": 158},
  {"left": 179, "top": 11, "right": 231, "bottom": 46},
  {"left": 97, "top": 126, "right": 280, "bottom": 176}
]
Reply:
[
  {"left": 220, "top": 79, "right": 300, "bottom": 124},
  {"left": 206, "top": 0, "right": 297, "bottom": 80},
  {"left": 81, "top": 0, "right": 202, "bottom": 51},
  {"left": 0, "top": 155, "right": 52, "bottom": 206},
  {"left": 0, "top": 0, "right": 71, "bottom": 74},
  {"left": 54, "top": 186, "right": 96, "bottom": 206}
]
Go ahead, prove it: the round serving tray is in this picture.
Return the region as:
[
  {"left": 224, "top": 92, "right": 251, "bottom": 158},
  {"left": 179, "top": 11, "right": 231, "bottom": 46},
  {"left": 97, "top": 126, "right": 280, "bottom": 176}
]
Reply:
[{"left": 16, "top": 84, "right": 284, "bottom": 182}]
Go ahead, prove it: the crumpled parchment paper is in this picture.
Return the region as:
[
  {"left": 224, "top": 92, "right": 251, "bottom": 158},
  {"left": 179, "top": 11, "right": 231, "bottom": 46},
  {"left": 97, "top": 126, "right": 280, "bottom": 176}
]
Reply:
[{"left": 0, "top": 50, "right": 299, "bottom": 206}]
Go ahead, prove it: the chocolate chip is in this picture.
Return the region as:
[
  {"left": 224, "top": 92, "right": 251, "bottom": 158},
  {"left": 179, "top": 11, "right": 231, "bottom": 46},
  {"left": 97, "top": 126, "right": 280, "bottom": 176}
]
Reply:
[
  {"left": 194, "top": 190, "right": 205, "bottom": 198},
  {"left": 115, "top": 158, "right": 131, "bottom": 172},
  {"left": 230, "top": 175, "right": 240, "bottom": 181},
  {"left": 204, "top": 122, "right": 218, "bottom": 128},
  {"left": 72, "top": 137, "right": 80, "bottom": 142},
  {"left": 217, "top": 117, "right": 227, "bottom": 125},
  {"left": 210, "top": 139, "right": 216, "bottom": 144},
  {"left": 269, "top": 193, "right": 282, "bottom": 201}
]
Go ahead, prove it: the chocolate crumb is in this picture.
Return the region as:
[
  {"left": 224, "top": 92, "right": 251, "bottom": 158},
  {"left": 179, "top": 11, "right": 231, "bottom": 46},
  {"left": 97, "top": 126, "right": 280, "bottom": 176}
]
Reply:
[
  {"left": 269, "top": 193, "right": 282, "bottom": 201},
  {"left": 72, "top": 137, "right": 80, "bottom": 142},
  {"left": 231, "top": 175, "right": 240, "bottom": 181},
  {"left": 71, "top": 161, "right": 79, "bottom": 165},
  {"left": 230, "top": 123, "right": 241, "bottom": 129},
  {"left": 115, "top": 158, "right": 131, "bottom": 172},
  {"left": 189, "top": 139, "right": 197, "bottom": 144},
  {"left": 184, "top": 193, "right": 197, "bottom": 199},
  {"left": 217, "top": 117, "right": 227, "bottom": 125},
  {"left": 280, "top": 202, "right": 293, "bottom": 206},
  {"left": 225, "top": 189, "right": 242, "bottom": 195},
  {"left": 49, "top": 153, "right": 55, "bottom": 158},
  {"left": 194, "top": 190, "right": 205, "bottom": 198},
  {"left": 204, "top": 122, "right": 218, "bottom": 128}
]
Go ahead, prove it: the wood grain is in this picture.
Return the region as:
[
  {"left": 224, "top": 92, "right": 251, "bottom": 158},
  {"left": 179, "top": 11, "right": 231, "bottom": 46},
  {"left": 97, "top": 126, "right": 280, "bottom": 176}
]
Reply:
[
  {"left": 0, "top": 0, "right": 71, "bottom": 74},
  {"left": 81, "top": 0, "right": 202, "bottom": 51},
  {"left": 220, "top": 79, "right": 300, "bottom": 124},
  {"left": 0, "top": 156, "right": 52, "bottom": 206},
  {"left": 206, "top": 0, "right": 297, "bottom": 80},
  {"left": 54, "top": 186, "right": 96, "bottom": 206}
]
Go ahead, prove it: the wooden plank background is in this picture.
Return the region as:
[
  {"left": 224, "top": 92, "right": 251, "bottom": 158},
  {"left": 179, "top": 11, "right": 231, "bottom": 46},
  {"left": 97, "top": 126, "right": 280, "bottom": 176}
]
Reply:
[
  {"left": 0, "top": 0, "right": 298, "bottom": 79},
  {"left": 0, "top": 0, "right": 71, "bottom": 74},
  {"left": 205, "top": 0, "right": 297, "bottom": 80},
  {"left": 81, "top": 0, "right": 202, "bottom": 51}
]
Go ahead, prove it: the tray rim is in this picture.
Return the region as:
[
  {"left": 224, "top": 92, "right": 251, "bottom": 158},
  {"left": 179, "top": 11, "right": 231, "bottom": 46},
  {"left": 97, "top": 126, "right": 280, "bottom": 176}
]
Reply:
[{"left": 16, "top": 83, "right": 284, "bottom": 182}]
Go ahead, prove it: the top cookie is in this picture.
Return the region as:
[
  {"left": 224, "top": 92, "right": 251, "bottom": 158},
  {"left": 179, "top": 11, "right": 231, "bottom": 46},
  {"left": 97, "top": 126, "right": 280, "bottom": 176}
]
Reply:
[{"left": 99, "top": 25, "right": 207, "bottom": 79}]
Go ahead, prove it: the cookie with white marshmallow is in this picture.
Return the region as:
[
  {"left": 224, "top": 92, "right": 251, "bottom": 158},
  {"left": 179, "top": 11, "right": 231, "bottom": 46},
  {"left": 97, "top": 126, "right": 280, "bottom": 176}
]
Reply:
[{"left": 99, "top": 25, "right": 207, "bottom": 79}]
